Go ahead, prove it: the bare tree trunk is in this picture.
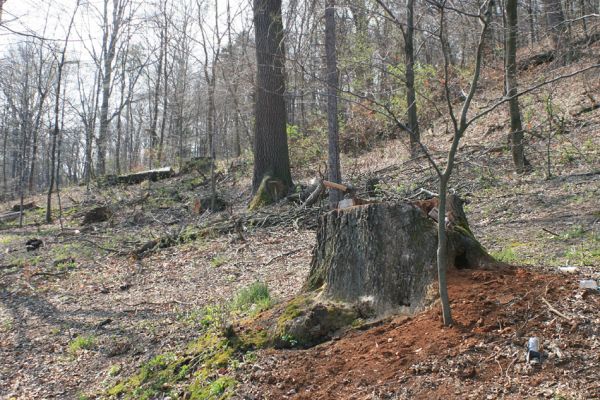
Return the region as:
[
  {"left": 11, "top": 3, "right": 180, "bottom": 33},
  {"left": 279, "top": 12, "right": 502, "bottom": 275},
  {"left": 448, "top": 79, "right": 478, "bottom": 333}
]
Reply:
[
  {"left": 55, "top": 83, "right": 67, "bottom": 231},
  {"left": 252, "top": 0, "right": 293, "bottom": 193},
  {"left": 528, "top": 0, "right": 538, "bottom": 44},
  {"left": 27, "top": 127, "right": 38, "bottom": 194},
  {"left": 157, "top": 5, "right": 169, "bottom": 165},
  {"left": 405, "top": 0, "right": 420, "bottom": 156},
  {"left": 325, "top": 0, "right": 342, "bottom": 207},
  {"left": 82, "top": 68, "right": 101, "bottom": 188},
  {"left": 436, "top": 176, "right": 452, "bottom": 324},
  {"left": 1, "top": 107, "right": 7, "bottom": 196},
  {"left": 149, "top": 28, "right": 163, "bottom": 168},
  {"left": 505, "top": 0, "right": 529, "bottom": 173},
  {"left": 47, "top": 3, "right": 78, "bottom": 223},
  {"left": 542, "top": 0, "right": 566, "bottom": 49},
  {"left": 28, "top": 39, "right": 52, "bottom": 194},
  {"left": 97, "top": 0, "right": 128, "bottom": 175}
]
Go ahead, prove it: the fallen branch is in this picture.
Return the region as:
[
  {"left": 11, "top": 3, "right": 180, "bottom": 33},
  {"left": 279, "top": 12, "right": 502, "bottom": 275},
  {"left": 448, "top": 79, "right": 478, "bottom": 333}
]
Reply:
[
  {"left": 122, "top": 299, "right": 192, "bottom": 308},
  {"left": 407, "top": 188, "right": 439, "bottom": 199},
  {"left": 541, "top": 297, "right": 573, "bottom": 320},
  {"left": 303, "top": 181, "right": 325, "bottom": 208},
  {"left": 542, "top": 228, "right": 560, "bottom": 237},
  {"left": 322, "top": 180, "right": 349, "bottom": 192},
  {"left": 31, "top": 270, "right": 69, "bottom": 278},
  {"left": 263, "top": 247, "right": 308, "bottom": 266}
]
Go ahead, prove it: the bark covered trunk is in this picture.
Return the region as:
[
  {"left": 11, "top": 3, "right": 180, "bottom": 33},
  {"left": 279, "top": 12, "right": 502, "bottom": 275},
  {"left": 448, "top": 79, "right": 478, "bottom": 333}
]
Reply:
[
  {"left": 405, "top": 0, "right": 420, "bottom": 156},
  {"left": 252, "top": 0, "right": 292, "bottom": 193},
  {"left": 505, "top": 0, "right": 528, "bottom": 174},
  {"left": 325, "top": 0, "right": 342, "bottom": 207},
  {"left": 306, "top": 198, "right": 497, "bottom": 316}
]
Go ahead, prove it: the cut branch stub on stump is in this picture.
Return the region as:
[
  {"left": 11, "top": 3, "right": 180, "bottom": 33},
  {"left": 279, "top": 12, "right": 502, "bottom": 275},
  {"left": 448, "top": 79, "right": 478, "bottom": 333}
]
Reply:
[{"left": 306, "top": 198, "right": 497, "bottom": 317}]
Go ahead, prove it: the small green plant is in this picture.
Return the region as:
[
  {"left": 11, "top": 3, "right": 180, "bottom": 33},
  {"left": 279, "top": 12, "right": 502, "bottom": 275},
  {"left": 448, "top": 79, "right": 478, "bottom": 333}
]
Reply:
[
  {"left": 560, "top": 225, "right": 587, "bottom": 240},
  {"left": 210, "top": 255, "right": 228, "bottom": 268},
  {"left": 108, "top": 365, "right": 122, "bottom": 377},
  {"left": 491, "top": 247, "right": 519, "bottom": 264},
  {"left": 1, "top": 318, "right": 14, "bottom": 333},
  {"left": 231, "top": 281, "right": 272, "bottom": 315},
  {"left": 200, "top": 305, "right": 227, "bottom": 329},
  {"left": 208, "top": 376, "right": 236, "bottom": 396},
  {"left": 68, "top": 335, "right": 96, "bottom": 354},
  {"left": 280, "top": 334, "right": 298, "bottom": 347}
]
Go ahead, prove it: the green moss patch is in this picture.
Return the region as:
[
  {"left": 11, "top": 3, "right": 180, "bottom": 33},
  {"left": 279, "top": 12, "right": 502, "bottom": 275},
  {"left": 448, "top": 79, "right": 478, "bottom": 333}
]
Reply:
[
  {"left": 106, "top": 333, "right": 239, "bottom": 399},
  {"left": 248, "top": 175, "right": 287, "bottom": 210}
]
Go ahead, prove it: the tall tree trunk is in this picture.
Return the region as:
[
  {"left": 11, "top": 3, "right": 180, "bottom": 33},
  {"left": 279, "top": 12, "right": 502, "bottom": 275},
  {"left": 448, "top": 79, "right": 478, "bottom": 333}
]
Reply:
[
  {"left": 115, "top": 66, "right": 126, "bottom": 175},
  {"left": 97, "top": 60, "right": 113, "bottom": 175},
  {"left": 528, "top": 0, "right": 537, "bottom": 44},
  {"left": 157, "top": 9, "right": 169, "bottom": 165},
  {"left": 149, "top": 28, "right": 164, "bottom": 168},
  {"left": 27, "top": 126, "right": 38, "bottom": 193},
  {"left": 47, "top": 1, "right": 78, "bottom": 223},
  {"left": 207, "top": 80, "right": 217, "bottom": 208},
  {"left": 405, "top": 0, "right": 420, "bottom": 156},
  {"left": 97, "top": 0, "right": 127, "bottom": 175},
  {"left": 252, "top": 0, "right": 292, "bottom": 192},
  {"left": 542, "top": 0, "right": 566, "bottom": 49},
  {"left": 505, "top": 0, "right": 528, "bottom": 173},
  {"left": 325, "top": 0, "right": 342, "bottom": 207},
  {"left": 1, "top": 107, "right": 7, "bottom": 196}
]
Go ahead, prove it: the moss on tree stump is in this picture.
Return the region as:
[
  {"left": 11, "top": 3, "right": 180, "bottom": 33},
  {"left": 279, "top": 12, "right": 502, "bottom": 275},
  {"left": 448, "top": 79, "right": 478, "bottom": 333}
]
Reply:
[{"left": 248, "top": 175, "right": 287, "bottom": 210}]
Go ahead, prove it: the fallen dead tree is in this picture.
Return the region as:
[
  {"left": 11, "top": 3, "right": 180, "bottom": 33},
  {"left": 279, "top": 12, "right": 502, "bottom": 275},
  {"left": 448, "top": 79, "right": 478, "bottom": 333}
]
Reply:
[
  {"left": 102, "top": 167, "right": 174, "bottom": 186},
  {"left": 518, "top": 33, "right": 600, "bottom": 70},
  {"left": 0, "top": 212, "right": 20, "bottom": 224},
  {"left": 11, "top": 202, "right": 39, "bottom": 212}
]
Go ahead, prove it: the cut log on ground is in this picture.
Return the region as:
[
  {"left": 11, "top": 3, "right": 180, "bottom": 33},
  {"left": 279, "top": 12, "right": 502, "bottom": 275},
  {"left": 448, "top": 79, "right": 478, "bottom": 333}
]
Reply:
[
  {"left": 11, "top": 202, "right": 39, "bottom": 212},
  {"left": 306, "top": 198, "right": 498, "bottom": 316},
  {"left": 180, "top": 157, "right": 211, "bottom": 175},
  {"left": 0, "top": 212, "right": 21, "bottom": 223},
  {"left": 102, "top": 167, "right": 174, "bottom": 186}
]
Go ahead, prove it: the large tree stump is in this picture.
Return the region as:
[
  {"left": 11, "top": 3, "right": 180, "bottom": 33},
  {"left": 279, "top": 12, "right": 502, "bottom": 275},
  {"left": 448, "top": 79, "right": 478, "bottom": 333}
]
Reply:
[{"left": 306, "top": 198, "right": 496, "bottom": 316}]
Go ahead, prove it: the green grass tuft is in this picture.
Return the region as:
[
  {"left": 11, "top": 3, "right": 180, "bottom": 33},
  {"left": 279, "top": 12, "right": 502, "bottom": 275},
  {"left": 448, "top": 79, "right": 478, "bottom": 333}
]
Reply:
[
  {"left": 231, "top": 281, "right": 272, "bottom": 315},
  {"left": 68, "top": 335, "right": 96, "bottom": 354}
]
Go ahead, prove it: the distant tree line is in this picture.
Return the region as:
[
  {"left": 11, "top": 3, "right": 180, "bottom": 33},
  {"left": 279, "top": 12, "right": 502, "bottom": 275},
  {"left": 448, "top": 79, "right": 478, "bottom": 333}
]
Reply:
[{"left": 0, "top": 0, "right": 598, "bottom": 201}]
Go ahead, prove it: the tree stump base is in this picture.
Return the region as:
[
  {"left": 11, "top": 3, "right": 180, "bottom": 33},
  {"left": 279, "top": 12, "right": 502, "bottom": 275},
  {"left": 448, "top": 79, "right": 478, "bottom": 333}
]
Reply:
[
  {"left": 306, "top": 198, "right": 497, "bottom": 316},
  {"left": 248, "top": 175, "right": 287, "bottom": 210}
]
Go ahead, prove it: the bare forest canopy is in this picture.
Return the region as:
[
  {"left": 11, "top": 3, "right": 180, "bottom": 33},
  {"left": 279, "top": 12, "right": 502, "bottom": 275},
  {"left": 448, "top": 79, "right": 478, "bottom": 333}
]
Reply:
[{"left": 0, "top": 0, "right": 598, "bottom": 201}]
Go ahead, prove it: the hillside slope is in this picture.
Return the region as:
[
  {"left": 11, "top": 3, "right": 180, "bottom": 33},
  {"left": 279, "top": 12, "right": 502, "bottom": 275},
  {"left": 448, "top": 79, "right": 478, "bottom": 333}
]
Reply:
[{"left": 1, "top": 49, "right": 599, "bottom": 400}]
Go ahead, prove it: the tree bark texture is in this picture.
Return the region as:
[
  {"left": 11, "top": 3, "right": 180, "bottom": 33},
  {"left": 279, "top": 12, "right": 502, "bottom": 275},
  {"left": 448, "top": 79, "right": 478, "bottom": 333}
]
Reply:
[
  {"left": 325, "top": 0, "right": 342, "bottom": 207},
  {"left": 306, "top": 199, "right": 496, "bottom": 316},
  {"left": 405, "top": 0, "right": 420, "bottom": 156},
  {"left": 541, "top": 0, "right": 566, "bottom": 48},
  {"left": 505, "top": 0, "right": 527, "bottom": 174},
  {"left": 252, "top": 0, "right": 292, "bottom": 193}
]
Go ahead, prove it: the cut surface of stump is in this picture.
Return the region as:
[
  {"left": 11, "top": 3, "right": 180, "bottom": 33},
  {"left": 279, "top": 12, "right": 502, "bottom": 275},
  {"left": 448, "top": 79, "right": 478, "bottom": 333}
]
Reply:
[{"left": 306, "top": 199, "right": 497, "bottom": 316}]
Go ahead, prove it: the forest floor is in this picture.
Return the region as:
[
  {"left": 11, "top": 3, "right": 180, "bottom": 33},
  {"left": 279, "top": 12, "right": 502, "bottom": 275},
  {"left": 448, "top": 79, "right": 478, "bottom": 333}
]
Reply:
[{"left": 1, "top": 51, "right": 599, "bottom": 399}]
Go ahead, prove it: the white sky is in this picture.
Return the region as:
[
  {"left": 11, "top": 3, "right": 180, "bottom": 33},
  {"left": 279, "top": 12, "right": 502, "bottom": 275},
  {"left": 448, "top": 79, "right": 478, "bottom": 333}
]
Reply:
[{"left": 0, "top": 0, "right": 252, "bottom": 64}]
